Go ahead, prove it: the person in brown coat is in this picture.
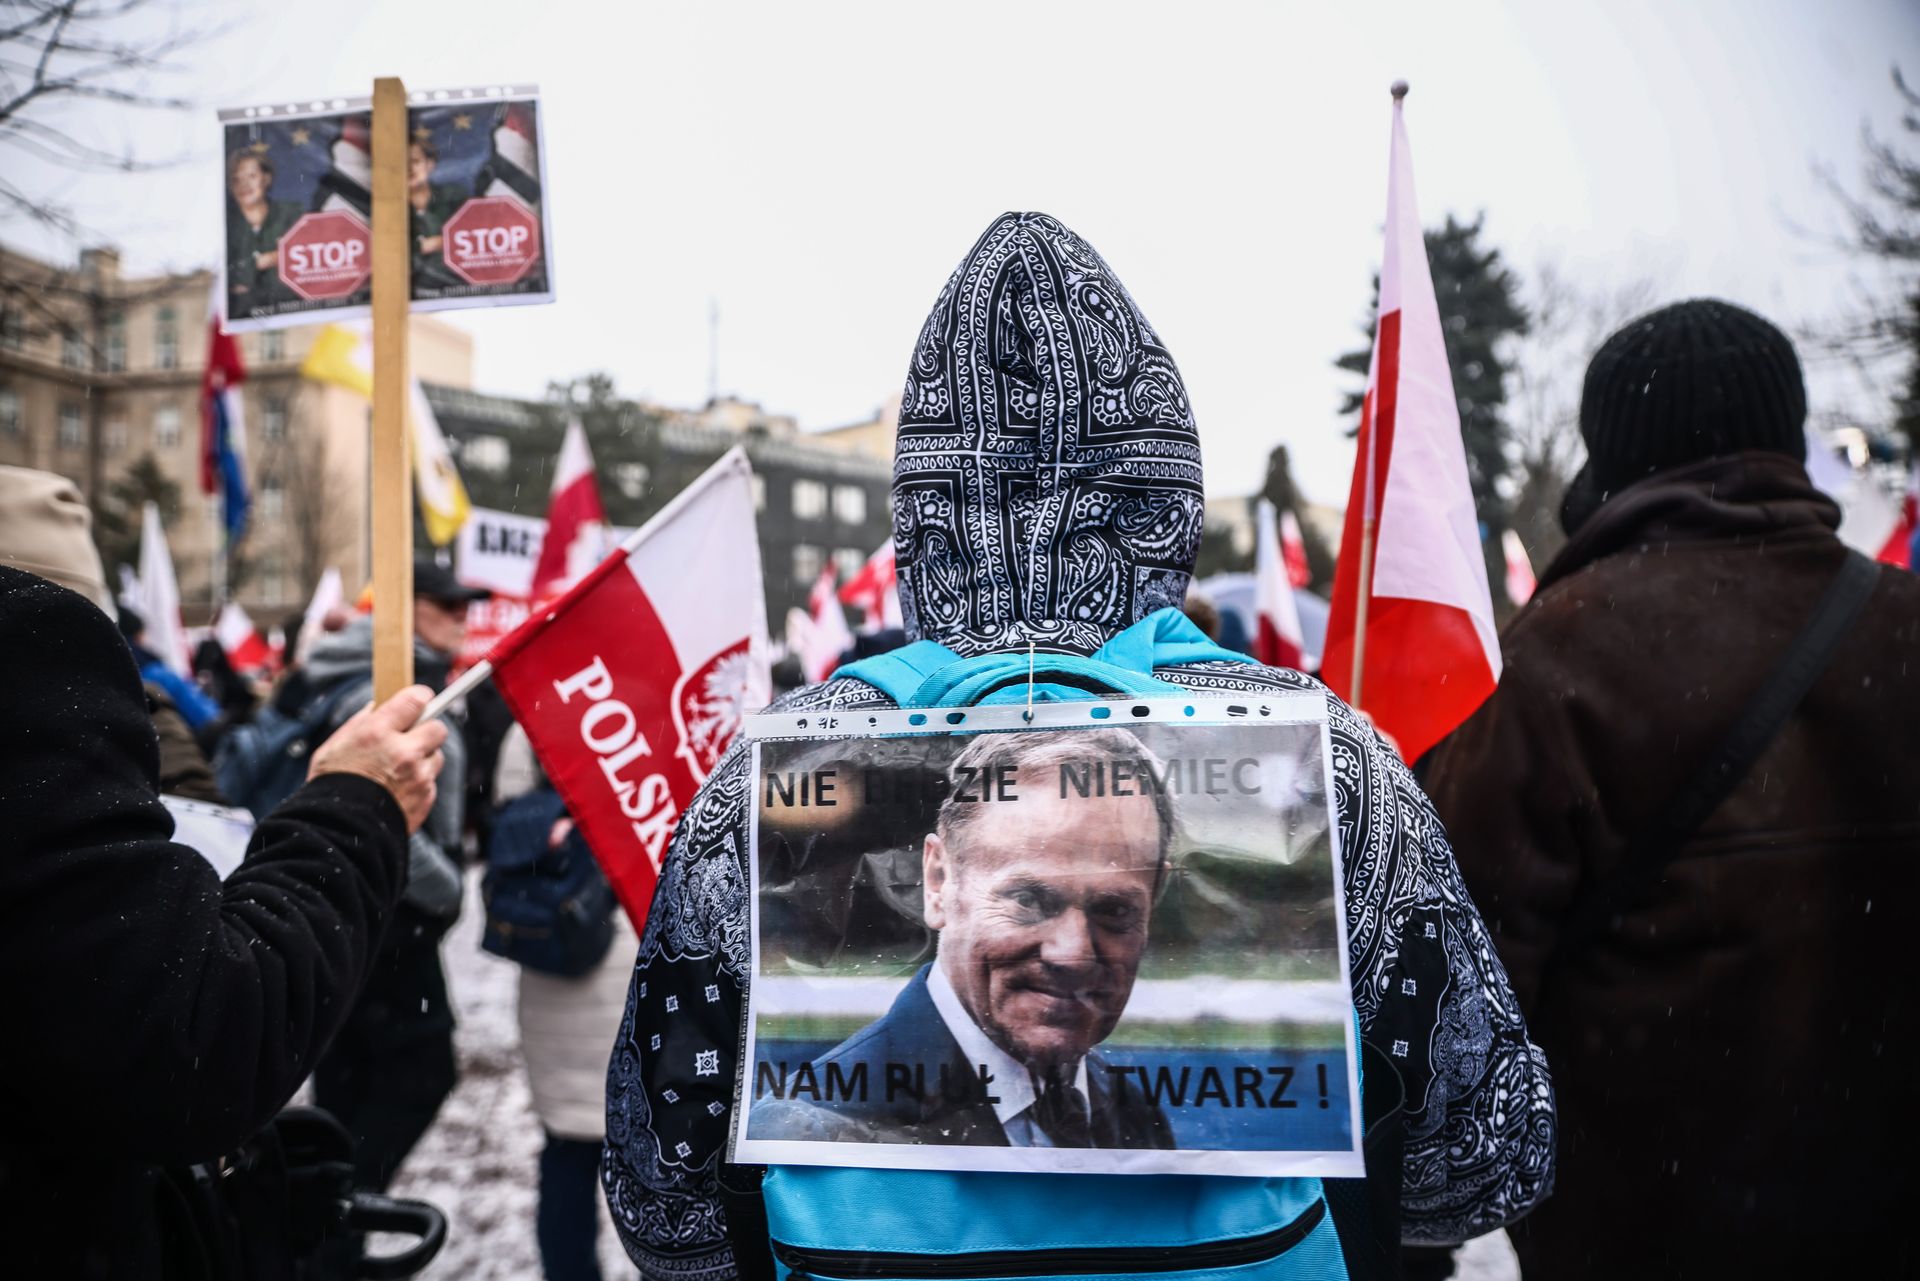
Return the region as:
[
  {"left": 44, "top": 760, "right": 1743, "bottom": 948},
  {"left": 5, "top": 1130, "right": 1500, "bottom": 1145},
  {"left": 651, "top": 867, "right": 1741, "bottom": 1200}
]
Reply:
[{"left": 1423, "top": 299, "right": 1919, "bottom": 1278}]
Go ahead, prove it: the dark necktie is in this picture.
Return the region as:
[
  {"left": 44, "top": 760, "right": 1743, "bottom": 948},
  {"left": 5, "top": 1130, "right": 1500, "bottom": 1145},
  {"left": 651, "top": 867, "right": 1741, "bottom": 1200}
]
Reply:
[{"left": 1030, "top": 1074, "right": 1092, "bottom": 1148}]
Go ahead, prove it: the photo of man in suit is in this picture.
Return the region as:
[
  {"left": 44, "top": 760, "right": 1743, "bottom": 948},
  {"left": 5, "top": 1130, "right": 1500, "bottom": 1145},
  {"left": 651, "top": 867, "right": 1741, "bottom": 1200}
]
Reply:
[{"left": 750, "top": 729, "right": 1176, "bottom": 1149}]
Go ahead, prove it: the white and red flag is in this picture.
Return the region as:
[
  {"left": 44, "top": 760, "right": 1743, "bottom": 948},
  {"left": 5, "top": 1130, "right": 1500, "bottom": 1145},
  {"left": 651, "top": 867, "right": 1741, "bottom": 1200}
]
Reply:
[
  {"left": 529, "top": 418, "right": 608, "bottom": 600},
  {"left": 1877, "top": 464, "right": 1916, "bottom": 570},
  {"left": 1502, "top": 529, "right": 1537, "bottom": 606},
  {"left": 215, "top": 601, "right": 274, "bottom": 672},
  {"left": 801, "top": 566, "right": 855, "bottom": 682},
  {"left": 1280, "top": 509, "right": 1312, "bottom": 589},
  {"left": 838, "top": 541, "right": 902, "bottom": 630},
  {"left": 1253, "top": 500, "right": 1308, "bottom": 670},
  {"left": 482, "top": 449, "right": 769, "bottom": 926},
  {"left": 1323, "top": 86, "right": 1501, "bottom": 762}
]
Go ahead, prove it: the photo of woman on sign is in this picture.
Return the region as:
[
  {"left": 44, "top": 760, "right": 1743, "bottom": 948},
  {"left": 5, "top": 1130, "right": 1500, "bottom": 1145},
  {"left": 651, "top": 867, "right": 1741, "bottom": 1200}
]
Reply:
[{"left": 224, "top": 148, "right": 301, "bottom": 311}]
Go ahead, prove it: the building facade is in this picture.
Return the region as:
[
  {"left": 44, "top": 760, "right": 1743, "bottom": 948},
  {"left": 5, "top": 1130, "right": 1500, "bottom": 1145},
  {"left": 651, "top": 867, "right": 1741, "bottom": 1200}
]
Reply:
[
  {"left": 424, "top": 385, "right": 895, "bottom": 627},
  {"left": 0, "top": 240, "right": 472, "bottom": 621}
]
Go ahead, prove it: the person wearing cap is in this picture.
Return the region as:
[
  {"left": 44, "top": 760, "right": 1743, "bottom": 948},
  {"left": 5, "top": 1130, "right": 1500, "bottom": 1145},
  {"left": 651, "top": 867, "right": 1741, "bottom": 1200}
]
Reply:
[
  {"left": 0, "top": 466, "right": 448, "bottom": 1276},
  {"left": 1423, "top": 300, "right": 1919, "bottom": 1276},
  {"left": 304, "top": 560, "right": 492, "bottom": 1197}
]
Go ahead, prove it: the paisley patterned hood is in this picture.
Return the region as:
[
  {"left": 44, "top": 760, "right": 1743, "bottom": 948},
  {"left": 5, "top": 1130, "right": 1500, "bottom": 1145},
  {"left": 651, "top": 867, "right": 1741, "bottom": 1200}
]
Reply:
[{"left": 892, "top": 212, "right": 1205, "bottom": 655}]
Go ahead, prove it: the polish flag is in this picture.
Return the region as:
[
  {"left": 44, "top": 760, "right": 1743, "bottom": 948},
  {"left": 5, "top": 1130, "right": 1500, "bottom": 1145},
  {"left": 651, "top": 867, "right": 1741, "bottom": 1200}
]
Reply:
[
  {"left": 1323, "top": 86, "right": 1500, "bottom": 762},
  {"left": 529, "top": 418, "right": 608, "bottom": 601},
  {"left": 802, "top": 566, "right": 855, "bottom": 683},
  {"left": 1254, "top": 500, "right": 1308, "bottom": 670},
  {"left": 838, "top": 541, "right": 902, "bottom": 630},
  {"left": 485, "top": 449, "right": 769, "bottom": 926},
  {"left": 1876, "top": 464, "right": 1916, "bottom": 569},
  {"left": 1280, "top": 509, "right": 1312, "bottom": 589},
  {"left": 1502, "top": 529, "right": 1537, "bottom": 606},
  {"left": 215, "top": 601, "right": 274, "bottom": 672}
]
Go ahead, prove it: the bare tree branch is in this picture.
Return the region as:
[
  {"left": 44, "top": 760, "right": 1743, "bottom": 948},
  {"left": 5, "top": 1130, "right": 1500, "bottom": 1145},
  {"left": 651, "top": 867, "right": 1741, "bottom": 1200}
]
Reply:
[{"left": 0, "top": 0, "right": 215, "bottom": 232}]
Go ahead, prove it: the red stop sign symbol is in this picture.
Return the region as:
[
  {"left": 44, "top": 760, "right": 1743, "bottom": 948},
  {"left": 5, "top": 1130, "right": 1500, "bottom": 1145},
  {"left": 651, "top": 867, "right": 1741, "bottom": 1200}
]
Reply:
[
  {"left": 277, "top": 210, "right": 373, "bottom": 301},
  {"left": 442, "top": 196, "right": 542, "bottom": 287}
]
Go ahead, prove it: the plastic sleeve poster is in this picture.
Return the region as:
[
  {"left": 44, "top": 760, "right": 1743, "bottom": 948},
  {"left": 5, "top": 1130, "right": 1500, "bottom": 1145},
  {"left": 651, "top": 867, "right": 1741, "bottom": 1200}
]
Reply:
[
  {"left": 217, "top": 85, "right": 555, "bottom": 331},
  {"left": 731, "top": 695, "right": 1365, "bottom": 1178}
]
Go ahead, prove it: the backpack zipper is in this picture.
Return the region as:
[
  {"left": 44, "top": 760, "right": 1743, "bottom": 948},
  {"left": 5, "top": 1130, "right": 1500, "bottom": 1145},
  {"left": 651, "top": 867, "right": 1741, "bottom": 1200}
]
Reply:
[{"left": 771, "top": 1197, "right": 1324, "bottom": 1279}]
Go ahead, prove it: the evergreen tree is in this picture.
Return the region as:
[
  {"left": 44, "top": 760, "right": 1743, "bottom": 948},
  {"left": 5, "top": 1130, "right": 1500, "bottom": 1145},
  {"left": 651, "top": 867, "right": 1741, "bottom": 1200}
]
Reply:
[
  {"left": 92, "top": 453, "right": 180, "bottom": 580},
  {"left": 1335, "top": 212, "right": 1529, "bottom": 606}
]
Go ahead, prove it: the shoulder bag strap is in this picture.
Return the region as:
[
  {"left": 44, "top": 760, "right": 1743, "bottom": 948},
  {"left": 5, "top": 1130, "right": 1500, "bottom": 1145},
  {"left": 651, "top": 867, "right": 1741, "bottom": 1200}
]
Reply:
[{"left": 1554, "top": 550, "right": 1881, "bottom": 958}]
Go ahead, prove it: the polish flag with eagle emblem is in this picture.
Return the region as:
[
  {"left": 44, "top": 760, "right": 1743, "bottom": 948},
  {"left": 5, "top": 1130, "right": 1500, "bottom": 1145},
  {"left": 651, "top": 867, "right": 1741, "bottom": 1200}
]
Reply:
[{"left": 486, "top": 449, "right": 770, "bottom": 925}]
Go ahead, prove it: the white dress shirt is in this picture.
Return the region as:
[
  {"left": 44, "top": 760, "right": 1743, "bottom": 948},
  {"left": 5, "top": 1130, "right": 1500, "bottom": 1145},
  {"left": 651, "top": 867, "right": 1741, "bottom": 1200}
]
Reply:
[{"left": 927, "top": 961, "right": 1090, "bottom": 1147}]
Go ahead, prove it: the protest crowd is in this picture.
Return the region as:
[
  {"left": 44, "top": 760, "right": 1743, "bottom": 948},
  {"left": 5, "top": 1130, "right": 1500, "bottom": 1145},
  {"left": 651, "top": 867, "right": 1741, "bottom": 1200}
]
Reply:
[{"left": 2, "top": 10, "right": 1917, "bottom": 1281}]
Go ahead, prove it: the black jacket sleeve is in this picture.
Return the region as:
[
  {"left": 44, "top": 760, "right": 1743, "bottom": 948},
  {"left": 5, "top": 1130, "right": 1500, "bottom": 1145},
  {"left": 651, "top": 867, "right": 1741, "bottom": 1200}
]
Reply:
[{"left": 0, "top": 569, "right": 410, "bottom": 1165}]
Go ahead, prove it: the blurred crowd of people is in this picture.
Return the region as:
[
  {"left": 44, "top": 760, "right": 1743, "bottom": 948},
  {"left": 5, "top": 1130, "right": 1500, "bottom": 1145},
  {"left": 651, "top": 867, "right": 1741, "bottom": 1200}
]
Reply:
[{"left": 0, "top": 282, "right": 1913, "bottom": 1281}]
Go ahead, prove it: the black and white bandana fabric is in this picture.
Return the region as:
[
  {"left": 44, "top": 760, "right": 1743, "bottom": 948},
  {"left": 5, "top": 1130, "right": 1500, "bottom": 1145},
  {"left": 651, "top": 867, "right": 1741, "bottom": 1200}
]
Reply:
[
  {"left": 893, "top": 212, "right": 1205, "bottom": 656},
  {"left": 603, "top": 215, "right": 1555, "bottom": 1278}
]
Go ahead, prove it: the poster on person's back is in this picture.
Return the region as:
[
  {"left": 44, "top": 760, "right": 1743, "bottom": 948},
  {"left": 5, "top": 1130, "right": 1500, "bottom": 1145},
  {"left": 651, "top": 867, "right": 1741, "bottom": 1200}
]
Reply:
[
  {"left": 217, "top": 86, "right": 554, "bottom": 331},
  {"left": 728, "top": 695, "right": 1364, "bottom": 1178}
]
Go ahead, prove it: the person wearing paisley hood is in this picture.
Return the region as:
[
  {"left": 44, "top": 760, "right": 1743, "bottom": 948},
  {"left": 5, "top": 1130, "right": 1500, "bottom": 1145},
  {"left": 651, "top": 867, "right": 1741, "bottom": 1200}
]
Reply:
[{"left": 602, "top": 212, "right": 1555, "bottom": 1274}]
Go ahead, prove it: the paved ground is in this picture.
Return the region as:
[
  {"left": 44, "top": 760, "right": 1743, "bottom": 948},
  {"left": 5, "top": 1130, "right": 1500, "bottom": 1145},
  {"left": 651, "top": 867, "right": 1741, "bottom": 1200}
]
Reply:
[{"left": 377, "top": 874, "right": 1518, "bottom": 1279}]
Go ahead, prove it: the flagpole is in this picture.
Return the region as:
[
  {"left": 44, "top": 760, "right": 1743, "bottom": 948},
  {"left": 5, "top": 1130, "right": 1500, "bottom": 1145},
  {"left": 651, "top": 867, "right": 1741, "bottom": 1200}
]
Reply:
[{"left": 1349, "top": 78, "right": 1410, "bottom": 712}]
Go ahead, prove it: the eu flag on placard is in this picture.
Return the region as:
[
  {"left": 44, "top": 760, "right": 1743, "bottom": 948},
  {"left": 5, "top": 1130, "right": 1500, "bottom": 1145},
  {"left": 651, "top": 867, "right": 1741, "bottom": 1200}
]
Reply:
[{"left": 201, "top": 287, "right": 250, "bottom": 538}]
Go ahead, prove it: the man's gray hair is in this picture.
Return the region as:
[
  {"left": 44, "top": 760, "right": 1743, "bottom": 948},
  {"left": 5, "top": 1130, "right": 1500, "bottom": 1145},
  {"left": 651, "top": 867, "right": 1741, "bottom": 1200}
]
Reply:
[{"left": 935, "top": 728, "right": 1178, "bottom": 879}]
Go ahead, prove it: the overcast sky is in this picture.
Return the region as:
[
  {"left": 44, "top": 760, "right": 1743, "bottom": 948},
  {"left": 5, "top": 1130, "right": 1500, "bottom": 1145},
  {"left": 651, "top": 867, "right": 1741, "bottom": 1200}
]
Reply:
[{"left": 11, "top": 0, "right": 1918, "bottom": 502}]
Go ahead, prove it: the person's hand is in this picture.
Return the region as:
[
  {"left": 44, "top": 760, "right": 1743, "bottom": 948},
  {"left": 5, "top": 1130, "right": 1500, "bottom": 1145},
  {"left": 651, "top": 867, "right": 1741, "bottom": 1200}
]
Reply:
[
  {"left": 255, "top": 250, "right": 277, "bottom": 270},
  {"left": 418, "top": 234, "right": 443, "bottom": 256},
  {"left": 308, "top": 686, "right": 448, "bottom": 832},
  {"left": 548, "top": 817, "right": 574, "bottom": 850}
]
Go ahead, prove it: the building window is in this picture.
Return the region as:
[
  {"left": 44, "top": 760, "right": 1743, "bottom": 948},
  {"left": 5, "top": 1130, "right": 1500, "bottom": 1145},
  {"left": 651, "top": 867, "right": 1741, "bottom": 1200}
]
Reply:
[
  {"left": 791, "top": 478, "right": 827, "bottom": 521},
  {"left": 58, "top": 404, "right": 84, "bottom": 449},
  {"left": 750, "top": 473, "right": 766, "bottom": 512},
  {"left": 62, "top": 331, "right": 86, "bottom": 369},
  {"left": 463, "top": 433, "right": 510, "bottom": 473},
  {"left": 833, "top": 547, "right": 867, "bottom": 581},
  {"left": 0, "top": 388, "right": 19, "bottom": 436},
  {"left": 0, "top": 308, "right": 22, "bottom": 351},
  {"left": 260, "top": 478, "right": 284, "bottom": 520},
  {"left": 792, "top": 543, "right": 822, "bottom": 585},
  {"left": 612, "top": 461, "right": 649, "bottom": 499},
  {"left": 262, "top": 394, "right": 288, "bottom": 442},
  {"left": 260, "top": 329, "right": 284, "bottom": 362},
  {"left": 154, "top": 404, "right": 181, "bottom": 450},
  {"left": 258, "top": 554, "right": 285, "bottom": 605},
  {"left": 154, "top": 307, "right": 178, "bottom": 370},
  {"left": 104, "top": 418, "right": 127, "bottom": 455},
  {"left": 832, "top": 485, "right": 866, "bottom": 525},
  {"left": 105, "top": 315, "right": 127, "bottom": 371}
]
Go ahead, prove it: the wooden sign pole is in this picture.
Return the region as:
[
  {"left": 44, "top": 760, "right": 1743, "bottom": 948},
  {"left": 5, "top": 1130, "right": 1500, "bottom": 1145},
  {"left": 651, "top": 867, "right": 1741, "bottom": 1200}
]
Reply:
[{"left": 370, "top": 76, "right": 413, "bottom": 701}]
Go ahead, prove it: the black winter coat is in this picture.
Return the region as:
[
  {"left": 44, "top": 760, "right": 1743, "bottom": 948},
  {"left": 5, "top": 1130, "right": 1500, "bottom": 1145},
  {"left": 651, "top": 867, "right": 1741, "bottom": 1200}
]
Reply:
[
  {"left": 0, "top": 566, "right": 411, "bottom": 1278},
  {"left": 1424, "top": 453, "right": 1920, "bottom": 1277}
]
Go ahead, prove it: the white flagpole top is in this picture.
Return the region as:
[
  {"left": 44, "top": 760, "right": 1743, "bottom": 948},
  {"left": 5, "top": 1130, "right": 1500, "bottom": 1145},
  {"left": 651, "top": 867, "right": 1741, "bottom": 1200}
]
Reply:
[{"left": 1390, "top": 80, "right": 1409, "bottom": 101}]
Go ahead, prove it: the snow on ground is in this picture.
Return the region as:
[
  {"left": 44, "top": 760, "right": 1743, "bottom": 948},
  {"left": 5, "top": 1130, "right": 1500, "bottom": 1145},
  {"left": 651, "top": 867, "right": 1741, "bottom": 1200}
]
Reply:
[
  {"left": 378, "top": 872, "right": 632, "bottom": 1279},
  {"left": 376, "top": 873, "right": 1516, "bottom": 1280}
]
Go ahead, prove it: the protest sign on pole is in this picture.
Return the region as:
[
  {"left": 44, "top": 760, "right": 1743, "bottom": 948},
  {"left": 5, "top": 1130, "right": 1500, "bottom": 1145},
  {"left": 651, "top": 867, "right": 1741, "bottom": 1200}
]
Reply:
[
  {"left": 730, "top": 695, "right": 1363, "bottom": 1178},
  {"left": 370, "top": 76, "right": 413, "bottom": 701},
  {"left": 217, "top": 86, "right": 554, "bottom": 332}
]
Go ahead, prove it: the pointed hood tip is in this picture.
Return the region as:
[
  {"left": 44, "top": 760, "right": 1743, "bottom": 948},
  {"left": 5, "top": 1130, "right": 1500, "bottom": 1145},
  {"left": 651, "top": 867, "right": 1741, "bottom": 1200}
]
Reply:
[{"left": 890, "top": 213, "right": 1205, "bottom": 655}]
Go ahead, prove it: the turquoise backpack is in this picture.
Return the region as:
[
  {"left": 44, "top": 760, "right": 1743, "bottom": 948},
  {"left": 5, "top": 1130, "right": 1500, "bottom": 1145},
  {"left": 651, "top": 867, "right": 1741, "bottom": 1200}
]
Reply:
[{"left": 720, "top": 610, "right": 1406, "bottom": 1281}]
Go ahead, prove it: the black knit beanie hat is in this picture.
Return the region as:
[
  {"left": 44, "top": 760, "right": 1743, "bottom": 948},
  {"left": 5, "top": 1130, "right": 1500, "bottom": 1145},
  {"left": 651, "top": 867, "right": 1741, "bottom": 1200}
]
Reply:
[{"left": 1578, "top": 298, "right": 1806, "bottom": 498}]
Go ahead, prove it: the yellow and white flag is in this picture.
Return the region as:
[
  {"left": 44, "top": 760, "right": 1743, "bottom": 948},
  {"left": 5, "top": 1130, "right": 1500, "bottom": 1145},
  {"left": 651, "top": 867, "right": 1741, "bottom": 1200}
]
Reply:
[{"left": 301, "top": 323, "right": 472, "bottom": 545}]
